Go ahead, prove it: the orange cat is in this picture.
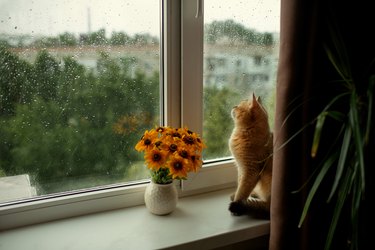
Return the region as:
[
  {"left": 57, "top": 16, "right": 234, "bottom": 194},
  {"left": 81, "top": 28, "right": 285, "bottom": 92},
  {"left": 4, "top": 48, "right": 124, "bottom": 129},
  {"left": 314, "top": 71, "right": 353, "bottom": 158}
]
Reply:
[{"left": 228, "top": 93, "right": 273, "bottom": 217}]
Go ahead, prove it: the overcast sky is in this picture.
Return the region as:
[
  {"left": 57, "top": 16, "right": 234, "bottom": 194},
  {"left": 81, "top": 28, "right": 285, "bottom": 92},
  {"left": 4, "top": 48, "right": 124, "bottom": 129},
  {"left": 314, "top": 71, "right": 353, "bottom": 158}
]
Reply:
[{"left": 0, "top": 0, "right": 280, "bottom": 37}]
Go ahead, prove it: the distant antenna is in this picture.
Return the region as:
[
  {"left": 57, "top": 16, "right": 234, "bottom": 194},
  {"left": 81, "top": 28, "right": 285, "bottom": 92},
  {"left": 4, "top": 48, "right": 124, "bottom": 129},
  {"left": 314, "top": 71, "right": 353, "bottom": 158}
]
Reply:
[{"left": 87, "top": 7, "right": 92, "bottom": 34}]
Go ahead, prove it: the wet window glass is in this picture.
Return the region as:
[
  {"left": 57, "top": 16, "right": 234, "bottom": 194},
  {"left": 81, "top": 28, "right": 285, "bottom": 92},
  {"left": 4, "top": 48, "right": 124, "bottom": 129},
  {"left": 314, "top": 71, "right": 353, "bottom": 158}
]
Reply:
[
  {"left": 0, "top": 0, "right": 160, "bottom": 203},
  {"left": 203, "top": 0, "right": 280, "bottom": 160}
]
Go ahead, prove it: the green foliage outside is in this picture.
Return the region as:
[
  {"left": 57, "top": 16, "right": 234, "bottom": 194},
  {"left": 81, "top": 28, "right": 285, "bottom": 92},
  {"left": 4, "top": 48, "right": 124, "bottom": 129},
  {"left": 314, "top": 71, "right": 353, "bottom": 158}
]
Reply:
[
  {"left": 205, "top": 19, "right": 274, "bottom": 46},
  {"left": 203, "top": 86, "right": 239, "bottom": 158},
  {"left": 0, "top": 46, "right": 159, "bottom": 194},
  {"left": 0, "top": 29, "right": 159, "bottom": 49}
]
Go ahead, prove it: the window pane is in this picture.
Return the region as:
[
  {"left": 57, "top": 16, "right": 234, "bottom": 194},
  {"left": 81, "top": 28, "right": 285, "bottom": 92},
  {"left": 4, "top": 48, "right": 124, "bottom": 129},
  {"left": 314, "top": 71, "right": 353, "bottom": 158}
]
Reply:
[
  {"left": 0, "top": 0, "right": 160, "bottom": 203},
  {"left": 203, "top": 0, "right": 279, "bottom": 160}
]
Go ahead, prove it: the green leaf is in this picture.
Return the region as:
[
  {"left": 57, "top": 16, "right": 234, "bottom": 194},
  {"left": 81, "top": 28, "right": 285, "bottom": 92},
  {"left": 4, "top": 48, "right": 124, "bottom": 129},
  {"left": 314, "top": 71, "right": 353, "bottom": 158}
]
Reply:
[
  {"left": 325, "top": 45, "right": 351, "bottom": 85},
  {"left": 327, "top": 123, "right": 351, "bottom": 202},
  {"left": 351, "top": 167, "right": 362, "bottom": 250},
  {"left": 279, "top": 93, "right": 348, "bottom": 157},
  {"left": 365, "top": 75, "right": 375, "bottom": 145},
  {"left": 310, "top": 109, "right": 346, "bottom": 159},
  {"left": 325, "top": 22, "right": 352, "bottom": 85},
  {"left": 280, "top": 95, "right": 310, "bottom": 130},
  {"left": 311, "top": 112, "right": 327, "bottom": 158},
  {"left": 327, "top": 111, "right": 345, "bottom": 122},
  {"left": 349, "top": 92, "right": 365, "bottom": 192},
  {"left": 274, "top": 121, "right": 313, "bottom": 154},
  {"left": 324, "top": 166, "right": 353, "bottom": 250},
  {"left": 298, "top": 152, "right": 338, "bottom": 228},
  {"left": 322, "top": 92, "right": 350, "bottom": 113},
  {"left": 292, "top": 125, "right": 344, "bottom": 195}
]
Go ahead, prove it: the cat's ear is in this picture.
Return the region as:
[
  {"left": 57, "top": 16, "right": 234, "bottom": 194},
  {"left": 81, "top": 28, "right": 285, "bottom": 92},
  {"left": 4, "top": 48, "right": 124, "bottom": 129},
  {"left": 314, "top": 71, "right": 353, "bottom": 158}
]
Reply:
[
  {"left": 252, "top": 93, "right": 262, "bottom": 105},
  {"left": 252, "top": 92, "right": 256, "bottom": 101},
  {"left": 251, "top": 93, "right": 258, "bottom": 104},
  {"left": 251, "top": 93, "right": 259, "bottom": 107}
]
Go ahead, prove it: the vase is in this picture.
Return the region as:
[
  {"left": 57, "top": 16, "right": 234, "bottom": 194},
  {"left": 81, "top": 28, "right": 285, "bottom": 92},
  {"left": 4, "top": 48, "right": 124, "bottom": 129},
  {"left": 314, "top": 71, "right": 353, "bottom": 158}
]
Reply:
[{"left": 144, "top": 180, "right": 178, "bottom": 215}]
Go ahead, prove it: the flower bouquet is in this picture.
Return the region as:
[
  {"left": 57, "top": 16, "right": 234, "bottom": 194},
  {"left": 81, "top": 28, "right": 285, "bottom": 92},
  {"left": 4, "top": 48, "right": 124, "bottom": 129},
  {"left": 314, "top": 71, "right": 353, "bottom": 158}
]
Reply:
[{"left": 135, "top": 126, "right": 205, "bottom": 184}]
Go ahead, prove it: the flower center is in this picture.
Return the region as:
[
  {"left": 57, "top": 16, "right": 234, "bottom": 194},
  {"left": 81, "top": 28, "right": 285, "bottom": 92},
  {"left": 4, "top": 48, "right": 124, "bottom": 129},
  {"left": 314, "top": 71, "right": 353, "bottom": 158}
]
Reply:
[
  {"left": 179, "top": 150, "right": 189, "bottom": 158},
  {"left": 153, "top": 153, "right": 161, "bottom": 162},
  {"left": 172, "top": 131, "right": 181, "bottom": 138},
  {"left": 183, "top": 136, "right": 194, "bottom": 145},
  {"left": 144, "top": 138, "right": 151, "bottom": 145},
  {"left": 169, "top": 144, "right": 177, "bottom": 152},
  {"left": 173, "top": 161, "right": 183, "bottom": 170}
]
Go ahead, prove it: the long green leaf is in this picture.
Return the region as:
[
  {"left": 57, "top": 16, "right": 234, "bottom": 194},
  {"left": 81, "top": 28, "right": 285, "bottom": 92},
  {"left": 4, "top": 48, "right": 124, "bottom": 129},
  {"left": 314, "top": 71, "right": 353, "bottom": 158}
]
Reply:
[
  {"left": 281, "top": 92, "right": 348, "bottom": 158},
  {"left": 310, "top": 92, "right": 349, "bottom": 159},
  {"left": 327, "top": 111, "right": 345, "bottom": 122},
  {"left": 298, "top": 152, "right": 338, "bottom": 228},
  {"left": 322, "top": 92, "right": 350, "bottom": 113},
  {"left": 310, "top": 110, "right": 346, "bottom": 159},
  {"left": 293, "top": 125, "right": 345, "bottom": 194},
  {"left": 280, "top": 95, "right": 311, "bottom": 132},
  {"left": 325, "top": 45, "right": 351, "bottom": 85},
  {"left": 311, "top": 112, "right": 327, "bottom": 158},
  {"left": 274, "top": 95, "right": 313, "bottom": 154},
  {"left": 365, "top": 75, "right": 375, "bottom": 144},
  {"left": 327, "top": 124, "right": 352, "bottom": 202},
  {"left": 326, "top": 22, "right": 352, "bottom": 85},
  {"left": 349, "top": 92, "right": 365, "bottom": 192},
  {"left": 351, "top": 166, "right": 361, "bottom": 250},
  {"left": 324, "top": 166, "right": 354, "bottom": 250},
  {"left": 351, "top": 163, "right": 361, "bottom": 216},
  {"left": 328, "top": 22, "right": 349, "bottom": 73},
  {"left": 274, "top": 121, "right": 313, "bottom": 154}
]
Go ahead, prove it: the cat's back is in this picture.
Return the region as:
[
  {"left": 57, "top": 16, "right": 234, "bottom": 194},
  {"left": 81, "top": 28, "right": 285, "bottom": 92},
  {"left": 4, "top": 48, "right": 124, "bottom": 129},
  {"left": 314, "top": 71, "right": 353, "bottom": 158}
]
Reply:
[{"left": 229, "top": 95, "right": 272, "bottom": 159}]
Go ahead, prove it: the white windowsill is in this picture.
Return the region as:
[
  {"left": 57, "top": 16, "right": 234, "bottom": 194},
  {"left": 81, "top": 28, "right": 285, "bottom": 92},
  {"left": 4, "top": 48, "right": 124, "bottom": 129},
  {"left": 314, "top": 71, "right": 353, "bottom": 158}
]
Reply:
[{"left": 0, "top": 188, "right": 270, "bottom": 250}]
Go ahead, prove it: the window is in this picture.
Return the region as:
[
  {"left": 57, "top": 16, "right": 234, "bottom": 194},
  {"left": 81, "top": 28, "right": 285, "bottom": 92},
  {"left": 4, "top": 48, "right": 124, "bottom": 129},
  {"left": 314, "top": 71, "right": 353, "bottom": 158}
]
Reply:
[
  {"left": 203, "top": 0, "right": 279, "bottom": 161},
  {"left": 0, "top": 0, "right": 279, "bottom": 230},
  {"left": 0, "top": 0, "right": 160, "bottom": 203}
]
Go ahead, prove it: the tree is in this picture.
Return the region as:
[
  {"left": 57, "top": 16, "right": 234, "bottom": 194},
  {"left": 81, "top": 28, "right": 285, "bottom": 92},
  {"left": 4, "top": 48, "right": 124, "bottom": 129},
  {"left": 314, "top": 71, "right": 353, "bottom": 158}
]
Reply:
[
  {"left": 203, "top": 86, "right": 239, "bottom": 158},
  {"left": 33, "top": 50, "right": 60, "bottom": 101},
  {"left": 59, "top": 32, "right": 78, "bottom": 47},
  {"left": 204, "top": 19, "right": 274, "bottom": 46},
  {"left": 110, "top": 31, "right": 131, "bottom": 46},
  {"left": 0, "top": 47, "right": 160, "bottom": 194},
  {"left": 0, "top": 46, "right": 33, "bottom": 115},
  {"left": 86, "top": 28, "right": 108, "bottom": 46}
]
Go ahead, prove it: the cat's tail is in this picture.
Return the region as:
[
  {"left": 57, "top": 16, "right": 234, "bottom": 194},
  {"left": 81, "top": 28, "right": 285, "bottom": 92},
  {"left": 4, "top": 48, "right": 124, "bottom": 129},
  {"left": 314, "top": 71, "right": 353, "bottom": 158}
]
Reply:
[{"left": 229, "top": 198, "right": 270, "bottom": 219}]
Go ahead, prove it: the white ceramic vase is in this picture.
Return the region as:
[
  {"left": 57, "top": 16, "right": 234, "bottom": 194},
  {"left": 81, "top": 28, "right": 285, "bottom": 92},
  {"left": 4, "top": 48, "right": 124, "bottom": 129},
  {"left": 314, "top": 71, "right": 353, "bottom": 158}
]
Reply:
[{"left": 144, "top": 180, "right": 178, "bottom": 215}]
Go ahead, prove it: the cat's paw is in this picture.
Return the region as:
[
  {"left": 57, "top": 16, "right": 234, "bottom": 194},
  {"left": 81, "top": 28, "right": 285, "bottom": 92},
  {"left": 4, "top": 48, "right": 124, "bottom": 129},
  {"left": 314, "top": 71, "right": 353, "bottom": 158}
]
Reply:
[{"left": 229, "top": 200, "right": 247, "bottom": 216}]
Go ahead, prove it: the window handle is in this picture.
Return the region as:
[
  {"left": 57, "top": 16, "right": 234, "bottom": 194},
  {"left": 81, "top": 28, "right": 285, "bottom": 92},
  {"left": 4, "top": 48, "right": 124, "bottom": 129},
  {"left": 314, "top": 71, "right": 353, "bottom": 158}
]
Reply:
[{"left": 195, "top": 0, "right": 202, "bottom": 18}]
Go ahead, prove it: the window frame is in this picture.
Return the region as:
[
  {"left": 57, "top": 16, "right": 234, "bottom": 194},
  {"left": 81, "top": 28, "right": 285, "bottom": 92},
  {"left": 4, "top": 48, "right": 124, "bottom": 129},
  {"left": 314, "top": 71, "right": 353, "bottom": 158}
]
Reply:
[{"left": 0, "top": 0, "right": 238, "bottom": 231}]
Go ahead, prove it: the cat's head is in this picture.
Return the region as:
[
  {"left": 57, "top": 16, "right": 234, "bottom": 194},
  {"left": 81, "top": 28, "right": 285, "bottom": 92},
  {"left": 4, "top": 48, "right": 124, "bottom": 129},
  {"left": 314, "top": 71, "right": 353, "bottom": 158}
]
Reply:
[{"left": 231, "top": 93, "right": 268, "bottom": 127}]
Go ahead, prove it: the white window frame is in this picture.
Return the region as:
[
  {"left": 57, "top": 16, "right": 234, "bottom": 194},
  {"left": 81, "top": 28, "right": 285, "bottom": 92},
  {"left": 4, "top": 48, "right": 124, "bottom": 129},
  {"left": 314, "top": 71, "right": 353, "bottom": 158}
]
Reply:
[
  {"left": 0, "top": 0, "right": 237, "bottom": 231},
  {"left": 179, "top": 0, "right": 236, "bottom": 193}
]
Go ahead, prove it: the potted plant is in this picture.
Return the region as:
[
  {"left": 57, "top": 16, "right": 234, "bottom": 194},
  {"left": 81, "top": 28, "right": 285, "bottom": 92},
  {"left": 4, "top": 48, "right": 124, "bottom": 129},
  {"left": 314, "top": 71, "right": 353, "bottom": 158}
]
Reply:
[
  {"left": 135, "top": 126, "right": 205, "bottom": 215},
  {"left": 297, "top": 24, "right": 374, "bottom": 250}
]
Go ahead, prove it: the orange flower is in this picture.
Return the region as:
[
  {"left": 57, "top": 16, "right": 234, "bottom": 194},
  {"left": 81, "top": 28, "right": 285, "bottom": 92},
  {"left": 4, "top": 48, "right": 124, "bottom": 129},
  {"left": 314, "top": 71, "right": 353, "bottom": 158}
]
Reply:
[
  {"left": 144, "top": 148, "right": 168, "bottom": 171},
  {"left": 134, "top": 125, "right": 205, "bottom": 183},
  {"left": 167, "top": 154, "right": 189, "bottom": 179},
  {"left": 189, "top": 154, "right": 203, "bottom": 172},
  {"left": 135, "top": 129, "right": 158, "bottom": 152}
]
